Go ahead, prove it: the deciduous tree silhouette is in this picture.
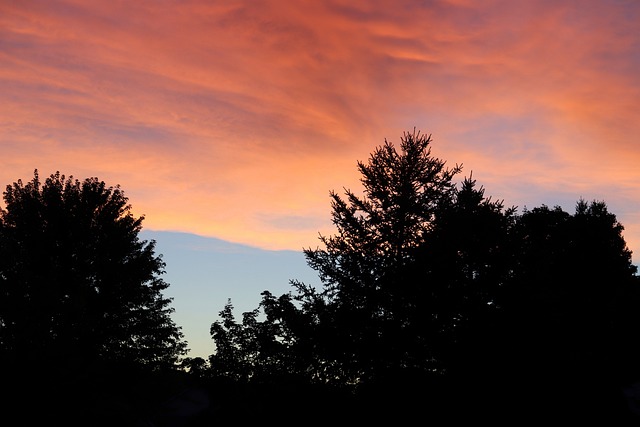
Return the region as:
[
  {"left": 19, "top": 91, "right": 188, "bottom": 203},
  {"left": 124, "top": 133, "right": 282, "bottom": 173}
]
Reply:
[
  {"left": 0, "top": 171, "right": 187, "bottom": 373},
  {"left": 486, "top": 201, "right": 640, "bottom": 422}
]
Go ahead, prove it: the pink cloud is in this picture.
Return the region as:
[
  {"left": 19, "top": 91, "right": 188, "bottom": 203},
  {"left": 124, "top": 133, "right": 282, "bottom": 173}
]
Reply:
[{"left": 1, "top": 0, "right": 639, "bottom": 254}]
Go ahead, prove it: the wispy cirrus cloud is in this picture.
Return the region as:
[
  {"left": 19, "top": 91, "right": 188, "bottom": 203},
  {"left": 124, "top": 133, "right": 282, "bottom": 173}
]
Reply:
[{"left": 1, "top": 0, "right": 639, "bottom": 255}]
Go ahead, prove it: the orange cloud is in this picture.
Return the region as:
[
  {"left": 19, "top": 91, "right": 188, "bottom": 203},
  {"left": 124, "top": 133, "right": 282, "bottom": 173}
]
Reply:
[{"left": 1, "top": 0, "right": 639, "bottom": 257}]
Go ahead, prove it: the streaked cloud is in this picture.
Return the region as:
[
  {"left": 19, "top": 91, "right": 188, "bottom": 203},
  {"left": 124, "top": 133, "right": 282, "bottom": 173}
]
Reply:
[{"left": 1, "top": 0, "right": 639, "bottom": 257}]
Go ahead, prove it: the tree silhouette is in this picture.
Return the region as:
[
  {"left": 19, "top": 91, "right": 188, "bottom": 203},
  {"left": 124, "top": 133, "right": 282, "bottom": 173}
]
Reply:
[
  {"left": 208, "top": 131, "right": 640, "bottom": 422},
  {"left": 210, "top": 131, "right": 515, "bottom": 387},
  {"left": 0, "top": 171, "right": 187, "bottom": 373},
  {"left": 412, "top": 176, "right": 516, "bottom": 375},
  {"left": 485, "top": 201, "right": 640, "bottom": 422},
  {"left": 299, "top": 130, "right": 465, "bottom": 383}
]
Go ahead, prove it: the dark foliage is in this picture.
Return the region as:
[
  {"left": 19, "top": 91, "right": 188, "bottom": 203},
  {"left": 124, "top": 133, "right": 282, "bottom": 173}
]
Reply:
[
  {"left": 208, "top": 130, "right": 640, "bottom": 423},
  {"left": 0, "top": 171, "right": 193, "bottom": 425},
  {"left": 0, "top": 170, "right": 187, "bottom": 370},
  {"left": 473, "top": 201, "right": 640, "bottom": 422}
]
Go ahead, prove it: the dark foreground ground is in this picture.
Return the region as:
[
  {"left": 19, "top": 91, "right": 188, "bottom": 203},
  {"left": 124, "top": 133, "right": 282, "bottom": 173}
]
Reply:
[{"left": 2, "top": 369, "right": 640, "bottom": 426}]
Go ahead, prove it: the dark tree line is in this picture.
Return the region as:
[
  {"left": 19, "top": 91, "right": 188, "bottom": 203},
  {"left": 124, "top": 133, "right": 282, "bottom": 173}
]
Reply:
[
  {"left": 208, "top": 130, "right": 640, "bottom": 423},
  {"left": 1, "top": 130, "right": 639, "bottom": 424}
]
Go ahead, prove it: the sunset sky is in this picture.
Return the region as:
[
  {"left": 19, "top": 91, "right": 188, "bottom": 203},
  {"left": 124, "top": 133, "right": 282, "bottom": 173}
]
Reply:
[{"left": 2, "top": 0, "right": 640, "bottom": 359}]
